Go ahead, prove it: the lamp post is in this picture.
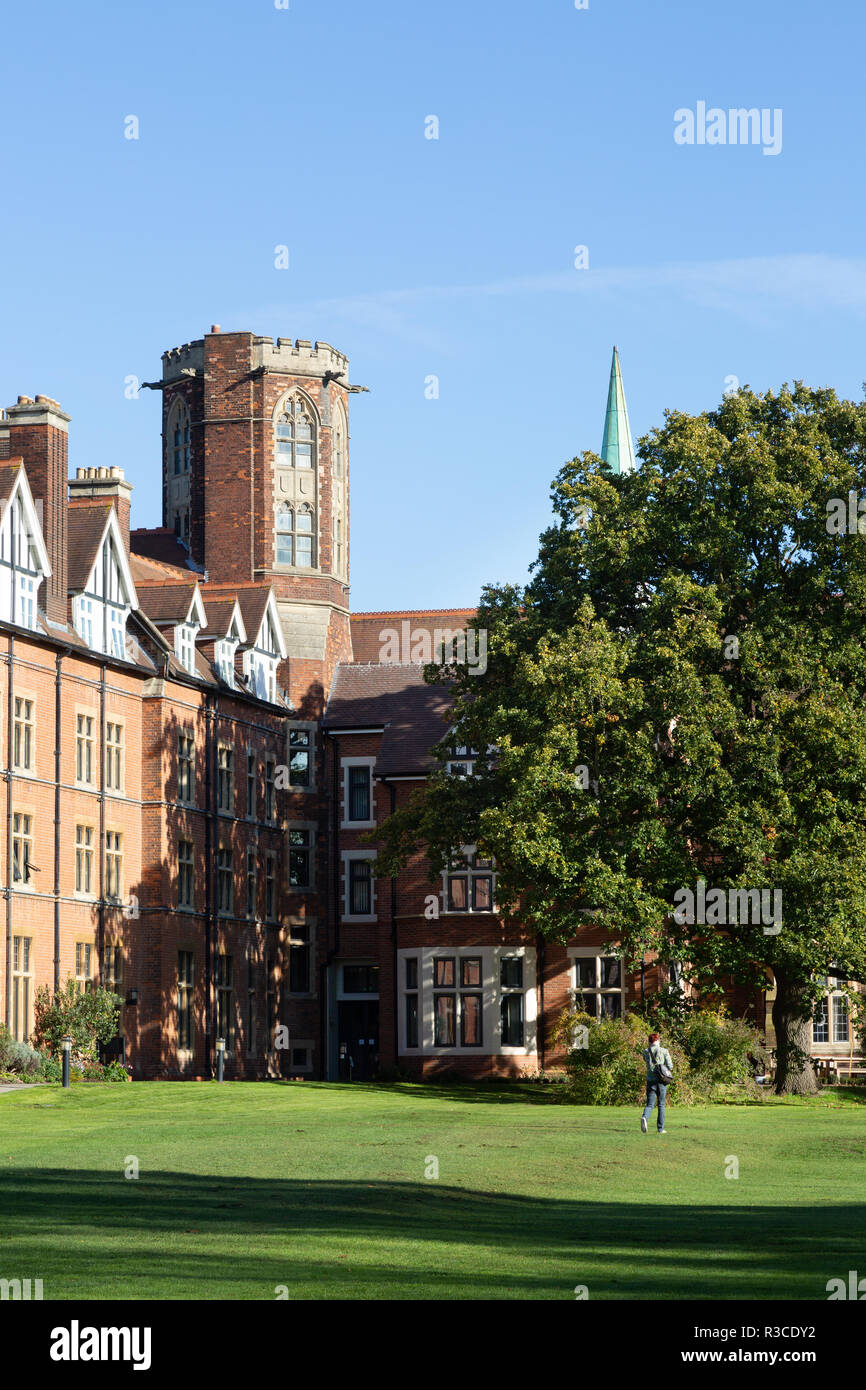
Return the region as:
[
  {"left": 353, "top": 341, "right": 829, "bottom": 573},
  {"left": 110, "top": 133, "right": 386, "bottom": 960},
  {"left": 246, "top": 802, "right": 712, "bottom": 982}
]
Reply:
[
  {"left": 216, "top": 1037, "right": 225, "bottom": 1083},
  {"left": 61, "top": 1035, "right": 73, "bottom": 1089}
]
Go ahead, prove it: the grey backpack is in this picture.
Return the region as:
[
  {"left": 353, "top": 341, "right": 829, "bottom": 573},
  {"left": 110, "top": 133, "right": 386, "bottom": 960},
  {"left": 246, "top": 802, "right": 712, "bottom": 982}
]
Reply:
[
  {"left": 652, "top": 1047, "right": 674, "bottom": 1084},
  {"left": 655, "top": 1054, "right": 674, "bottom": 1084}
]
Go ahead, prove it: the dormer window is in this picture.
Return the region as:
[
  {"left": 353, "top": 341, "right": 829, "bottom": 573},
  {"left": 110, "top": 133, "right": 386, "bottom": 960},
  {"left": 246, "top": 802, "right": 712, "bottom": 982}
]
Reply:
[
  {"left": 175, "top": 624, "right": 196, "bottom": 674},
  {"left": 245, "top": 653, "right": 277, "bottom": 702},
  {"left": 76, "top": 597, "right": 94, "bottom": 646},
  {"left": 0, "top": 478, "right": 49, "bottom": 631},
  {"left": 106, "top": 605, "right": 125, "bottom": 659},
  {"left": 215, "top": 638, "right": 238, "bottom": 687},
  {"left": 71, "top": 514, "right": 135, "bottom": 657},
  {"left": 16, "top": 574, "right": 37, "bottom": 629},
  {"left": 242, "top": 603, "right": 283, "bottom": 703}
]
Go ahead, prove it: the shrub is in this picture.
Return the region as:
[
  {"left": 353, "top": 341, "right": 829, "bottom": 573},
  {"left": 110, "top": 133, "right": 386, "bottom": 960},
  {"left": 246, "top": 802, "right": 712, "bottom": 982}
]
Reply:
[
  {"left": 33, "top": 979, "right": 122, "bottom": 1063},
  {"left": 0, "top": 1023, "right": 59, "bottom": 1082},
  {"left": 0, "top": 1027, "right": 42, "bottom": 1078},
  {"left": 554, "top": 1003, "right": 769, "bottom": 1105},
  {"left": 680, "top": 1008, "right": 770, "bottom": 1088},
  {"left": 554, "top": 1008, "right": 695, "bottom": 1106},
  {"left": 69, "top": 1057, "right": 130, "bottom": 1083}
]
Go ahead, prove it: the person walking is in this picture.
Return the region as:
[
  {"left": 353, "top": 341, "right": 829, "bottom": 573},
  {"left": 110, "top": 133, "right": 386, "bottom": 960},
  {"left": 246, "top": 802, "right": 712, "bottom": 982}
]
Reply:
[{"left": 641, "top": 1031, "right": 673, "bottom": 1134}]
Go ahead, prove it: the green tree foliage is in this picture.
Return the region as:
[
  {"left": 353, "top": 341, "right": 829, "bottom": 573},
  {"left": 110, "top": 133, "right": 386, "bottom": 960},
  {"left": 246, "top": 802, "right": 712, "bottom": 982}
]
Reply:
[
  {"left": 553, "top": 1007, "right": 768, "bottom": 1105},
  {"left": 33, "top": 979, "right": 122, "bottom": 1063},
  {"left": 377, "top": 384, "right": 866, "bottom": 1094}
]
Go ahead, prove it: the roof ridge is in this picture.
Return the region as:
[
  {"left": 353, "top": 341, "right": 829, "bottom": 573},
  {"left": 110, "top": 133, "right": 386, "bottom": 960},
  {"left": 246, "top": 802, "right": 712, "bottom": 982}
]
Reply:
[
  {"left": 352, "top": 608, "right": 476, "bottom": 617},
  {"left": 134, "top": 577, "right": 197, "bottom": 587}
]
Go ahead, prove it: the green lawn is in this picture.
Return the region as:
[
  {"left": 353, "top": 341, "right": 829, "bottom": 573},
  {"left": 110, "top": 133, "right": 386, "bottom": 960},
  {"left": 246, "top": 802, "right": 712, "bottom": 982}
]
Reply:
[{"left": 1, "top": 1081, "right": 864, "bottom": 1300}]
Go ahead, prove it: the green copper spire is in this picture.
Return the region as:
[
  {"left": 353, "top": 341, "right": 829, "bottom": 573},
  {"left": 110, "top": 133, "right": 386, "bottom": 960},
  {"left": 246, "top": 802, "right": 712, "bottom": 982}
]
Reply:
[{"left": 601, "top": 345, "right": 636, "bottom": 474}]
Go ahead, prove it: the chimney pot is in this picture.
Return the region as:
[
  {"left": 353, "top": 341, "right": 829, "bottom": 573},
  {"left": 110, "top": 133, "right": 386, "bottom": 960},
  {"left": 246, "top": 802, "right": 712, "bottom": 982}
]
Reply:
[
  {"left": 210, "top": 324, "right": 221, "bottom": 334},
  {"left": 17, "top": 395, "right": 33, "bottom": 405}
]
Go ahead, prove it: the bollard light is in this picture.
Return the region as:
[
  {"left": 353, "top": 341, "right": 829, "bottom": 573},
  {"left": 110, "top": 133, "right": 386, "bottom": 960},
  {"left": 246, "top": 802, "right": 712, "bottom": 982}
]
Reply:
[
  {"left": 216, "top": 1037, "right": 225, "bottom": 1084},
  {"left": 61, "top": 1035, "right": 74, "bottom": 1089}
]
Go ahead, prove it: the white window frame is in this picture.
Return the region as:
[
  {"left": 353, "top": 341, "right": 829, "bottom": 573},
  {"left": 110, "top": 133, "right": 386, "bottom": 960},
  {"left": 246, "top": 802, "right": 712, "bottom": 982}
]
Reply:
[
  {"left": 440, "top": 843, "right": 496, "bottom": 915},
  {"left": 567, "top": 947, "right": 628, "bottom": 1020},
  {"left": 106, "top": 604, "right": 126, "bottom": 659},
  {"left": 15, "top": 573, "right": 37, "bottom": 630},
  {"left": 288, "top": 722, "right": 316, "bottom": 793},
  {"left": 397, "top": 946, "right": 537, "bottom": 1057},
  {"left": 341, "top": 755, "right": 376, "bottom": 829},
  {"left": 175, "top": 622, "right": 197, "bottom": 674},
  {"left": 812, "top": 977, "right": 855, "bottom": 1049},
  {"left": 75, "top": 595, "right": 94, "bottom": 648},
  {"left": 341, "top": 848, "right": 377, "bottom": 922}
]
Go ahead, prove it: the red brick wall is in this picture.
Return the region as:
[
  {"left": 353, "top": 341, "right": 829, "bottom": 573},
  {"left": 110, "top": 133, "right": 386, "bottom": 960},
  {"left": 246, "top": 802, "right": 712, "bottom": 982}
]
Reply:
[{"left": 3, "top": 399, "right": 69, "bottom": 623}]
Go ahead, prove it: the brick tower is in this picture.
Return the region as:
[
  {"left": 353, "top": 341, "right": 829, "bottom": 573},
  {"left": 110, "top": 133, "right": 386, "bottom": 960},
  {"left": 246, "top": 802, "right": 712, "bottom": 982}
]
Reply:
[{"left": 154, "top": 328, "right": 356, "bottom": 713}]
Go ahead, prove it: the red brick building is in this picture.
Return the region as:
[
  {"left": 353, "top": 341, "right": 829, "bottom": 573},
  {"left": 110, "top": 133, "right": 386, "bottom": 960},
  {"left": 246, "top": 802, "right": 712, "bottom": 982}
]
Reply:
[{"left": 0, "top": 333, "right": 859, "bottom": 1081}]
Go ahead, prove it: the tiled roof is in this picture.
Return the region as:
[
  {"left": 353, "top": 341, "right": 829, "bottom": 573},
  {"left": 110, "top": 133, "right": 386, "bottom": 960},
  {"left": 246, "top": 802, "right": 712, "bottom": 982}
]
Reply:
[
  {"left": 67, "top": 504, "right": 111, "bottom": 592},
  {"left": 325, "top": 661, "right": 453, "bottom": 777},
  {"left": 0, "top": 459, "right": 23, "bottom": 505},
  {"left": 350, "top": 609, "right": 477, "bottom": 663},
  {"left": 134, "top": 580, "right": 199, "bottom": 626},
  {"left": 201, "top": 583, "right": 269, "bottom": 645},
  {"left": 130, "top": 551, "right": 192, "bottom": 583},
  {"left": 130, "top": 527, "right": 198, "bottom": 571},
  {"left": 197, "top": 594, "right": 242, "bottom": 640}
]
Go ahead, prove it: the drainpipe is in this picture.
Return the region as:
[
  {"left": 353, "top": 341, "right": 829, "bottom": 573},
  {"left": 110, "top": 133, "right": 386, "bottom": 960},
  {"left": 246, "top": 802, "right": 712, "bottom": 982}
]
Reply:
[
  {"left": 4, "top": 633, "right": 14, "bottom": 1028},
  {"left": 98, "top": 663, "right": 107, "bottom": 976},
  {"left": 537, "top": 932, "right": 546, "bottom": 1072},
  {"left": 320, "top": 731, "right": 340, "bottom": 1080},
  {"left": 383, "top": 778, "right": 398, "bottom": 1071},
  {"left": 53, "top": 652, "right": 64, "bottom": 992},
  {"left": 204, "top": 695, "right": 214, "bottom": 1075}
]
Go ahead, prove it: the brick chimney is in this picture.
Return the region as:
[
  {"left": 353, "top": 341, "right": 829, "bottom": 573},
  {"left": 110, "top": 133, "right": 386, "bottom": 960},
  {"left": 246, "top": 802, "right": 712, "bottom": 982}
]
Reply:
[
  {"left": 3, "top": 395, "right": 69, "bottom": 624},
  {"left": 68, "top": 466, "right": 133, "bottom": 553}
]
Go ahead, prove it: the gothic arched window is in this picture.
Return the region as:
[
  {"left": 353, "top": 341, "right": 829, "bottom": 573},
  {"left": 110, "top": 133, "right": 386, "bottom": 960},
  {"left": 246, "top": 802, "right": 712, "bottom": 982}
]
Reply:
[
  {"left": 171, "top": 400, "right": 191, "bottom": 475},
  {"left": 275, "top": 397, "right": 315, "bottom": 469},
  {"left": 276, "top": 504, "right": 293, "bottom": 565},
  {"left": 275, "top": 505, "right": 314, "bottom": 568}
]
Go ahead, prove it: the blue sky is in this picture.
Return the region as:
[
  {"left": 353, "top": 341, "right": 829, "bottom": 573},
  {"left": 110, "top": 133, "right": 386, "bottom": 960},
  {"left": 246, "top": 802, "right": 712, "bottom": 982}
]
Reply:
[{"left": 1, "top": 0, "right": 864, "bottom": 610}]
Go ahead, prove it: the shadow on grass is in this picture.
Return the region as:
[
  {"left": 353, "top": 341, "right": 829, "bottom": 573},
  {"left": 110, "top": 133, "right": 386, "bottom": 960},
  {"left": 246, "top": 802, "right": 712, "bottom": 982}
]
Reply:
[{"left": 1, "top": 1168, "right": 863, "bottom": 1299}]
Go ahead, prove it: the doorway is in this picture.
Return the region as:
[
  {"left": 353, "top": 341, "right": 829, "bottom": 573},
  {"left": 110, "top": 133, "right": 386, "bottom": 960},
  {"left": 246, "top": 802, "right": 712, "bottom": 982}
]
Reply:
[{"left": 337, "top": 999, "right": 379, "bottom": 1081}]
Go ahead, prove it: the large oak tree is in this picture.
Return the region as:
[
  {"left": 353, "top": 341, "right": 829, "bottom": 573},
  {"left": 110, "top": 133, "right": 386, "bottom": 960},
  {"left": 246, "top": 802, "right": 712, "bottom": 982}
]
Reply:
[{"left": 377, "top": 384, "right": 866, "bottom": 1094}]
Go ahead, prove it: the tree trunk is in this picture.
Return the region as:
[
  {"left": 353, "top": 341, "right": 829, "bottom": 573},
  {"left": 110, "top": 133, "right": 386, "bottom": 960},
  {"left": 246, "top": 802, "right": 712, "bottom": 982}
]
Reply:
[{"left": 772, "top": 972, "right": 819, "bottom": 1095}]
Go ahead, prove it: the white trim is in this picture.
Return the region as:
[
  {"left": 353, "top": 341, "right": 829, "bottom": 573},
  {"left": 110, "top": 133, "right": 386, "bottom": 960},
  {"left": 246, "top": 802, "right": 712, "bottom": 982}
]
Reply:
[
  {"left": 567, "top": 946, "right": 627, "bottom": 1019},
  {"left": 341, "top": 755, "right": 376, "bottom": 829},
  {"left": 397, "top": 946, "right": 537, "bottom": 1057},
  {"left": 287, "top": 720, "right": 316, "bottom": 794},
  {"left": 327, "top": 726, "right": 385, "bottom": 736},
  {"left": 341, "top": 848, "right": 377, "bottom": 922}
]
